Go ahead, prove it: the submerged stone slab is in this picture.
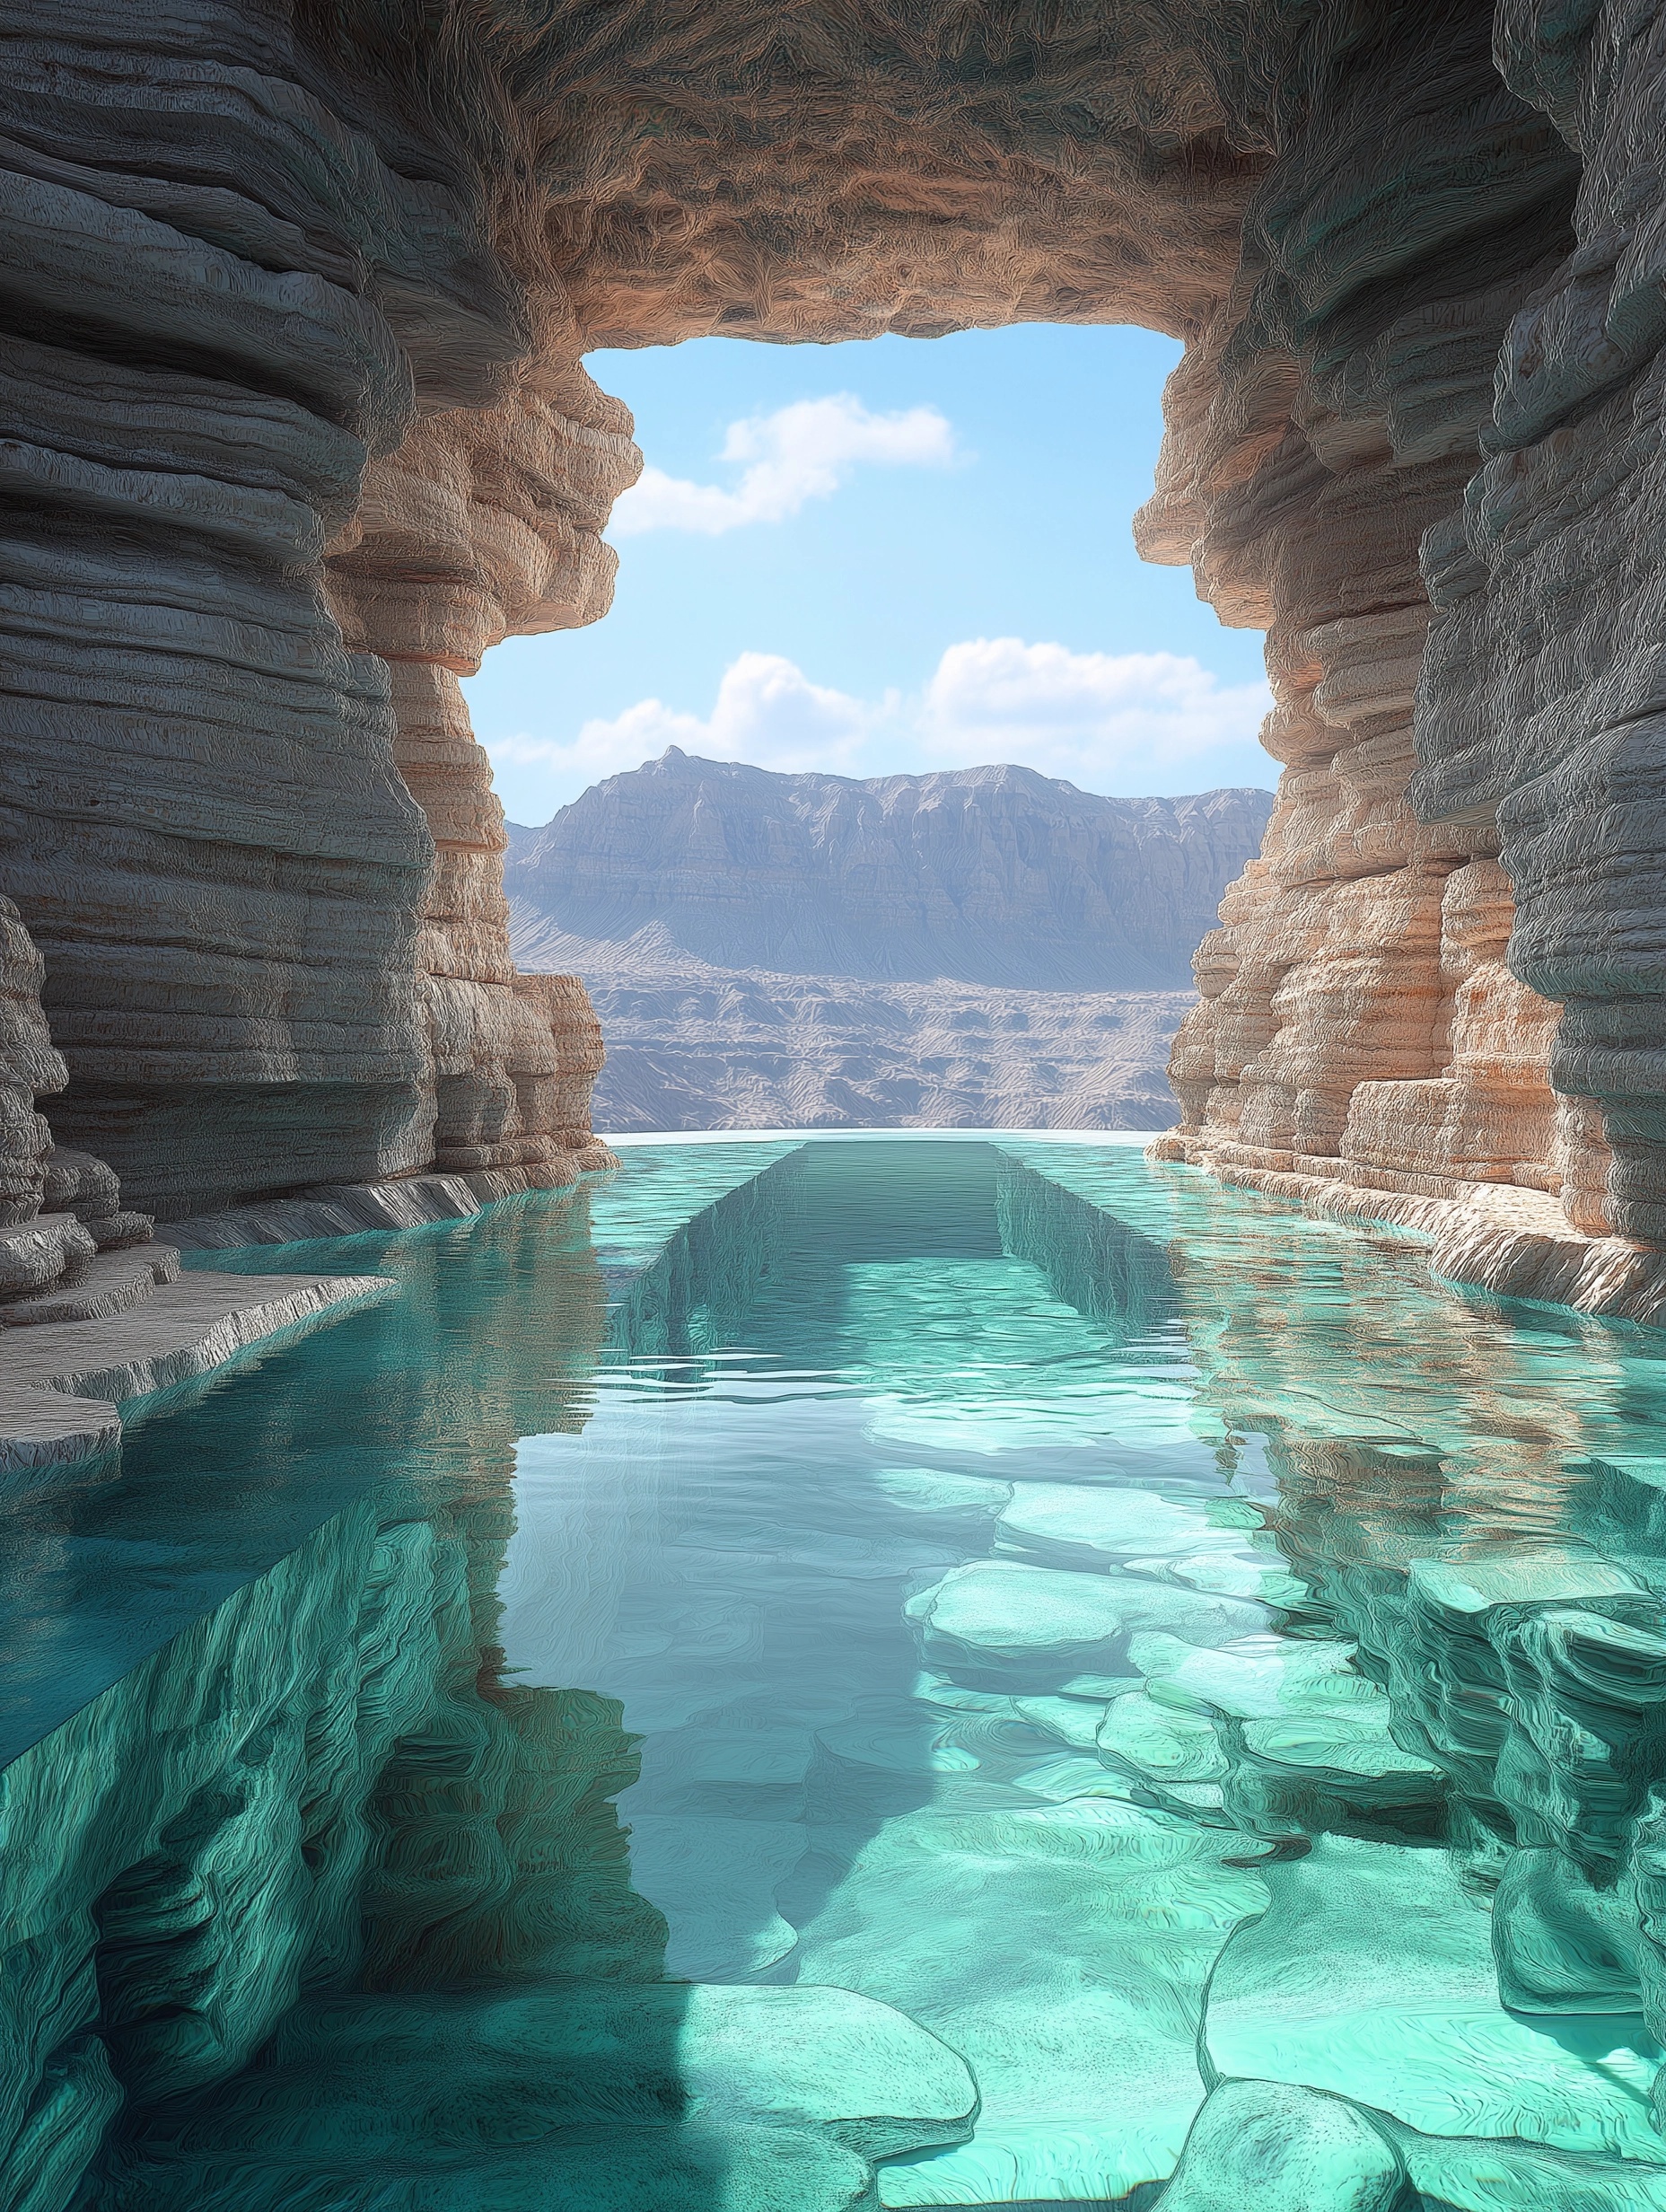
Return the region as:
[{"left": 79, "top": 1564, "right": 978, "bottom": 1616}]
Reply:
[
  {"left": 907, "top": 1561, "right": 1267, "bottom": 1687},
  {"left": 127, "top": 1982, "right": 976, "bottom": 2196},
  {"left": 1205, "top": 1837, "right": 1666, "bottom": 2167},
  {"left": 1407, "top": 1552, "right": 1644, "bottom": 1615},
  {"left": 794, "top": 1800, "right": 1269, "bottom": 2205},
  {"left": 122, "top": 2123, "right": 882, "bottom": 2212},
  {"left": 1096, "top": 1689, "right": 1230, "bottom": 1785},
  {"left": 995, "top": 1483, "right": 1222, "bottom": 1566},
  {"left": 1128, "top": 1632, "right": 1387, "bottom": 1721},
  {"left": 1386, "top": 2121, "right": 1666, "bottom": 2212},
  {"left": 621, "top": 1814, "right": 805, "bottom": 1979},
  {"left": 1157, "top": 2079, "right": 1405, "bottom": 2212}
]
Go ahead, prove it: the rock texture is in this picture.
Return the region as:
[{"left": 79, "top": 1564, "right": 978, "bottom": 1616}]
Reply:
[
  {"left": 327, "top": 371, "right": 635, "bottom": 1185},
  {"left": 0, "top": 1, "right": 620, "bottom": 1222},
  {"left": 4, "top": 0, "right": 1666, "bottom": 1295},
  {"left": 1145, "top": 0, "right": 1666, "bottom": 1304}
]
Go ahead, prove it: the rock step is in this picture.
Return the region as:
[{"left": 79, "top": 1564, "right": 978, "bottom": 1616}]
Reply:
[
  {"left": 0, "top": 1213, "right": 97, "bottom": 1299},
  {"left": 163, "top": 1153, "right": 616, "bottom": 1251},
  {"left": 0, "top": 1269, "right": 396, "bottom": 1475},
  {"left": 0, "top": 1245, "right": 180, "bottom": 1328},
  {"left": 87, "top": 1210, "right": 156, "bottom": 1252}
]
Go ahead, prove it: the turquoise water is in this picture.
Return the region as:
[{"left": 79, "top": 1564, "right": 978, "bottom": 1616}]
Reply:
[{"left": 9, "top": 1137, "right": 1666, "bottom": 2208}]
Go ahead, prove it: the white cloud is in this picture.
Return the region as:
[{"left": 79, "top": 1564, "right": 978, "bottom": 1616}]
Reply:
[
  {"left": 487, "top": 653, "right": 890, "bottom": 796},
  {"left": 917, "top": 637, "right": 1272, "bottom": 781},
  {"left": 610, "top": 394, "right": 956, "bottom": 536},
  {"left": 485, "top": 640, "right": 1272, "bottom": 818}
]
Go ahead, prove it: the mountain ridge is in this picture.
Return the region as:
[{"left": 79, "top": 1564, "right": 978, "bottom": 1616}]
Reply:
[{"left": 506, "top": 750, "right": 1273, "bottom": 993}]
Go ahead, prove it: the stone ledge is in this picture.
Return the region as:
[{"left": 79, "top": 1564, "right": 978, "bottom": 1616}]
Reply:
[
  {"left": 0, "top": 1213, "right": 97, "bottom": 1297},
  {"left": 161, "top": 1149, "right": 620, "bottom": 1251},
  {"left": 1150, "top": 1135, "right": 1666, "bottom": 1326},
  {"left": 0, "top": 1244, "right": 180, "bottom": 1327},
  {"left": 0, "top": 1271, "right": 396, "bottom": 1475}
]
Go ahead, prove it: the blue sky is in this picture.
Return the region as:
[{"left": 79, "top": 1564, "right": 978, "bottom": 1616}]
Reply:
[{"left": 463, "top": 324, "right": 1275, "bottom": 827}]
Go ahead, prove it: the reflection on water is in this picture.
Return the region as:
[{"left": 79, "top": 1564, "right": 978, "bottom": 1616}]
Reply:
[{"left": 5, "top": 1139, "right": 1666, "bottom": 2207}]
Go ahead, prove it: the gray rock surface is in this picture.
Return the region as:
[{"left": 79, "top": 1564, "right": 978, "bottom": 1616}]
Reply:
[
  {"left": 509, "top": 753, "right": 1272, "bottom": 991},
  {"left": 0, "top": 3, "right": 618, "bottom": 1223},
  {"left": 0, "top": 1268, "right": 395, "bottom": 1475}
]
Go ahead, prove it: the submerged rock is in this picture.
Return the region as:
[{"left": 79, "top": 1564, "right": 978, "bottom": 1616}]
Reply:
[
  {"left": 1205, "top": 1838, "right": 1666, "bottom": 2168},
  {"left": 907, "top": 1561, "right": 1267, "bottom": 1689},
  {"left": 1157, "top": 2078, "right": 1405, "bottom": 2212},
  {"left": 120, "top": 1983, "right": 975, "bottom": 2198}
]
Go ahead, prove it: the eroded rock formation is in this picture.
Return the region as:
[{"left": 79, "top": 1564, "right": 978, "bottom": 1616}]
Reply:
[
  {"left": 0, "top": 3, "right": 619, "bottom": 1222},
  {"left": 505, "top": 754, "right": 1267, "bottom": 1131},
  {"left": 1147, "top": 2, "right": 1666, "bottom": 1306},
  {"left": 327, "top": 364, "right": 634, "bottom": 1181},
  {"left": 2, "top": 0, "right": 1665, "bottom": 1293}
]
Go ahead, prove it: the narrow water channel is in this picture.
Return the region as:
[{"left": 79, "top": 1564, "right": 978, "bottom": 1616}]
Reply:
[{"left": 5, "top": 1137, "right": 1666, "bottom": 2209}]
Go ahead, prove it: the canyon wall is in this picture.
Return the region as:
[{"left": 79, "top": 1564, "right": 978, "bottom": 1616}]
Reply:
[
  {"left": 0, "top": 0, "right": 620, "bottom": 1231},
  {"left": 4, "top": 0, "right": 1666, "bottom": 1286},
  {"left": 324, "top": 366, "right": 635, "bottom": 1181},
  {"left": 1148, "top": 0, "right": 1666, "bottom": 1296},
  {"left": 0, "top": 0, "right": 1270, "bottom": 1228},
  {"left": 507, "top": 753, "right": 1269, "bottom": 1132}
]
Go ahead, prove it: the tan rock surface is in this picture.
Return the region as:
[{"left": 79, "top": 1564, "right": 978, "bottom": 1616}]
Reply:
[{"left": 327, "top": 369, "right": 636, "bottom": 1183}]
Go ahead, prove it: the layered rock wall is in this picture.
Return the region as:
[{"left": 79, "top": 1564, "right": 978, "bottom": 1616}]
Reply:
[
  {"left": 0, "top": 1, "right": 615, "bottom": 1223},
  {"left": 1151, "top": 0, "right": 1666, "bottom": 1294},
  {"left": 325, "top": 366, "right": 634, "bottom": 1179},
  {"left": 6, "top": 0, "right": 1666, "bottom": 1277},
  {"left": 1146, "top": 1, "right": 1584, "bottom": 1221}
]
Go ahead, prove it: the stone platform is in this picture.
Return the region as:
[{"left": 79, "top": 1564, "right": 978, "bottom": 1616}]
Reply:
[{"left": 0, "top": 1269, "right": 395, "bottom": 1476}]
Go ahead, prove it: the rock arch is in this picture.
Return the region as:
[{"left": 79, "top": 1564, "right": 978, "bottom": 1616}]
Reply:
[{"left": 1, "top": 0, "right": 1660, "bottom": 1303}]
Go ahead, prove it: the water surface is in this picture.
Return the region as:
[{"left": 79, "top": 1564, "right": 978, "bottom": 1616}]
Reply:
[{"left": 6, "top": 1137, "right": 1666, "bottom": 2209}]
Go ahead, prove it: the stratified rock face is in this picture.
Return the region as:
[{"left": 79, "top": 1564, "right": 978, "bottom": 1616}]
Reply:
[
  {"left": 523, "top": 937, "right": 1193, "bottom": 1134},
  {"left": 0, "top": 898, "right": 62, "bottom": 1229},
  {"left": 5, "top": 0, "right": 1666, "bottom": 1271},
  {"left": 1407, "top": 4, "right": 1666, "bottom": 1247},
  {"left": 511, "top": 754, "right": 1273, "bottom": 992},
  {"left": 1144, "top": 0, "right": 1606, "bottom": 1256},
  {"left": 0, "top": 1, "right": 618, "bottom": 1218},
  {"left": 327, "top": 366, "right": 637, "bottom": 1178},
  {"left": 0, "top": 7, "right": 438, "bottom": 1213}
]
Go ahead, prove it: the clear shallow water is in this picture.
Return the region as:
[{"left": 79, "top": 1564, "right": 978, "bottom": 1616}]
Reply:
[{"left": 10, "top": 1137, "right": 1666, "bottom": 2208}]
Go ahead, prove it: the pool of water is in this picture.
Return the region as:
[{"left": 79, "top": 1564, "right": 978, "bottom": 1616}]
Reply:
[{"left": 8, "top": 1136, "right": 1666, "bottom": 2209}]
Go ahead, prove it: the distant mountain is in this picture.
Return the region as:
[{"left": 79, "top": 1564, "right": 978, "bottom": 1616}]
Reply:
[
  {"left": 506, "top": 750, "right": 1273, "bottom": 992},
  {"left": 505, "top": 750, "right": 1273, "bottom": 1134}
]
